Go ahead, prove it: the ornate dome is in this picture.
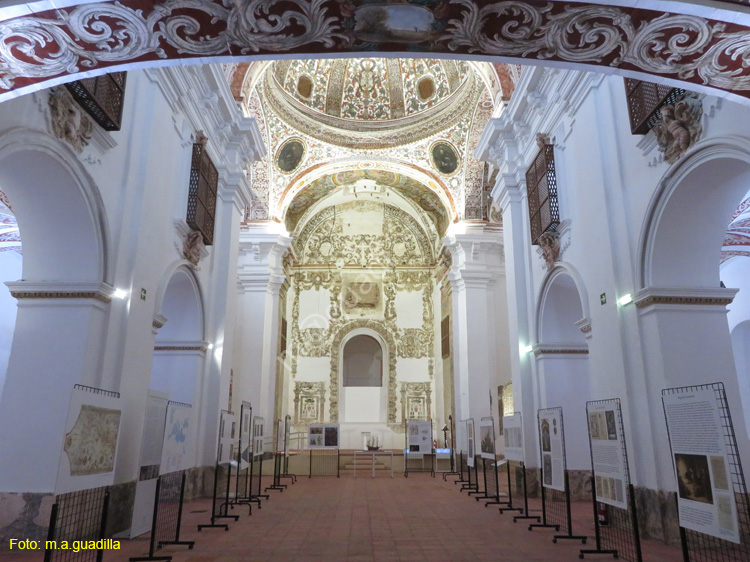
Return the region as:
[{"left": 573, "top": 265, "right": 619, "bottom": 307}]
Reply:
[
  {"left": 270, "top": 58, "right": 472, "bottom": 122},
  {"left": 259, "top": 58, "right": 483, "bottom": 150}
]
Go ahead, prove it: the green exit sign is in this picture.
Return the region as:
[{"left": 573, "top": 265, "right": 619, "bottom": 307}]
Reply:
[{"left": 600, "top": 293, "right": 607, "bottom": 305}]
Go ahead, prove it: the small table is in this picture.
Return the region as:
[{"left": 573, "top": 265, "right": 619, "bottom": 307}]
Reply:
[{"left": 354, "top": 450, "right": 394, "bottom": 478}]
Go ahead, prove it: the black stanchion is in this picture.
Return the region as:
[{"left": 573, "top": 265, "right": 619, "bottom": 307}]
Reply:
[
  {"left": 231, "top": 401, "right": 253, "bottom": 513},
  {"left": 280, "top": 414, "right": 296, "bottom": 484},
  {"left": 453, "top": 452, "right": 468, "bottom": 486},
  {"left": 249, "top": 454, "right": 269, "bottom": 503}
]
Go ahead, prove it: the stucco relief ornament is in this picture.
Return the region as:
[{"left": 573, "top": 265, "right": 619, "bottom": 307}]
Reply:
[
  {"left": 183, "top": 230, "right": 204, "bottom": 266},
  {"left": 538, "top": 231, "right": 561, "bottom": 270},
  {"left": 48, "top": 88, "right": 92, "bottom": 153},
  {"left": 654, "top": 93, "right": 703, "bottom": 164}
]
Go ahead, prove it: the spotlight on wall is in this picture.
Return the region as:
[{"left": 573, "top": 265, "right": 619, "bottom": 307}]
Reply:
[
  {"left": 113, "top": 288, "right": 129, "bottom": 299},
  {"left": 618, "top": 294, "right": 633, "bottom": 306}
]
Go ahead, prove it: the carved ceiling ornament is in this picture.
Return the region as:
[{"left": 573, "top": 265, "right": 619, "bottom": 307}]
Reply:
[
  {"left": 48, "top": 87, "right": 92, "bottom": 153},
  {"left": 4, "top": 2, "right": 750, "bottom": 102},
  {"left": 653, "top": 93, "right": 704, "bottom": 164}
]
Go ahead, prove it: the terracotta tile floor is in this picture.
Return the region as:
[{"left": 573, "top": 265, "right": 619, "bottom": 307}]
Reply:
[{"left": 3, "top": 474, "right": 682, "bottom": 561}]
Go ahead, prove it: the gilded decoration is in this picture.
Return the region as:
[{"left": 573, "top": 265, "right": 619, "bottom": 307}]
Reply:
[
  {"left": 294, "top": 201, "right": 434, "bottom": 267},
  {"left": 401, "top": 382, "right": 432, "bottom": 422},
  {"left": 294, "top": 382, "right": 326, "bottom": 424},
  {"left": 284, "top": 170, "right": 451, "bottom": 235}
]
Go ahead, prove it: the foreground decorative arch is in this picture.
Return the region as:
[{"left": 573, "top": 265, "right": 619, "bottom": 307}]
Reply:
[
  {"left": 535, "top": 263, "right": 591, "bottom": 345},
  {"left": 153, "top": 262, "right": 206, "bottom": 342},
  {"left": 2, "top": 1, "right": 750, "bottom": 104}
]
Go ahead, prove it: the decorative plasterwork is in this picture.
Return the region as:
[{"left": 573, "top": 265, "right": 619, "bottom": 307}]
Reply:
[
  {"left": 654, "top": 93, "right": 704, "bottom": 164},
  {"left": 329, "top": 320, "right": 398, "bottom": 425},
  {"left": 293, "top": 381, "right": 326, "bottom": 424},
  {"left": 723, "top": 193, "right": 750, "bottom": 262},
  {"left": 294, "top": 201, "right": 434, "bottom": 267},
  {"left": 262, "top": 67, "right": 483, "bottom": 149},
  {"left": 48, "top": 87, "right": 92, "bottom": 153},
  {"left": 153, "top": 343, "right": 208, "bottom": 352},
  {"left": 284, "top": 169, "right": 451, "bottom": 235},
  {"left": 401, "top": 382, "right": 432, "bottom": 422},
  {"left": 4, "top": 2, "right": 750, "bottom": 103}
]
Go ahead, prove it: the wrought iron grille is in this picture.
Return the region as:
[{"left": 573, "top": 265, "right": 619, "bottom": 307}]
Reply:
[
  {"left": 64, "top": 73, "right": 126, "bottom": 131},
  {"left": 187, "top": 139, "right": 218, "bottom": 245},
  {"left": 525, "top": 143, "right": 559, "bottom": 245},
  {"left": 624, "top": 79, "right": 685, "bottom": 134}
]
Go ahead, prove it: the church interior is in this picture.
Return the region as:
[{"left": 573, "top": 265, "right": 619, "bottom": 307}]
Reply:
[{"left": 1, "top": 0, "right": 750, "bottom": 560}]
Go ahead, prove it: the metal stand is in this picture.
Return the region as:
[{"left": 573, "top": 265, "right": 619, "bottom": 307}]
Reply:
[
  {"left": 131, "top": 473, "right": 194, "bottom": 561},
  {"left": 280, "top": 414, "right": 297, "bottom": 485},
  {"left": 662, "top": 383, "right": 750, "bottom": 562},
  {"left": 309, "top": 448, "right": 340, "bottom": 477},
  {"left": 443, "top": 415, "right": 460, "bottom": 481},
  {"left": 580, "top": 398, "right": 642, "bottom": 561},
  {"left": 551, "top": 472, "right": 588, "bottom": 544},
  {"left": 45, "top": 486, "right": 110, "bottom": 562},
  {"left": 404, "top": 419, "right": 435, "bottom": 477},
  {"left": 510, "top": 462, "right": 540, "bottom": 522}
]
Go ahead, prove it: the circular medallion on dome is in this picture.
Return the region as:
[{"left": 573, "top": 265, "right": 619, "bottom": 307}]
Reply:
[
  {"left": 430, "top": 141, "right": 460, "bottom": 176},
  {"left": 276, "top": 138, "right": 306, "bottom": 174}
]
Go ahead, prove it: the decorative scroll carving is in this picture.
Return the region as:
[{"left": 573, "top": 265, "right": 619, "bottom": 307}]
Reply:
[
  {"left": 537, "top": 231, "right": 561, "bottom": 270},
  {"left": 654, "top": 93, "right": 704, "bottom": 164},
  {"left": 182, "top": 230, "right": 205, "bottom": 266},
  {"left": 2, "top": 1, "right": 750, "bottom": 103},
  {"left": 48, "top": 88, "right": 92, "bottom": 153}
]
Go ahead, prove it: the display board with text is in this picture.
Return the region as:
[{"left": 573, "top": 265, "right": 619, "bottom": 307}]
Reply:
[{"left": 662, "top": 383, "right": 749, "bottom": 561}]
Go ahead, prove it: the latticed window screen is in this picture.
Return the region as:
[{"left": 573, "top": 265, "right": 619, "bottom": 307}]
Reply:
[
  {"left": 187, "top": 139, "right": 218, "bottom": 245},
  {"left": 279, "top": 317, "right": 287, "bottom": 355},
  {"left": 64, "top": 72, "right": 127, "bottom": 131},
  {"left": 525, "top": 142, "right": 559, "bottom": 245},
  {"left": 623, "top": 78, "right": 685, "bottom": 135}
]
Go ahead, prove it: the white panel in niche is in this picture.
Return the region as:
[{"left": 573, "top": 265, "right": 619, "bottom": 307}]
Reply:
[
  {"left": 396, "top": 358, "right": 430, "bottom": 381},
  {"left": 298, "top": 288, "right": 330, "bottom": 330},
  {"left": 395, "top": 290, "right": 424, "bottom": 329},
  {"left": 342, "top": 208, "right": 383, "bottom": 236},
  {"left": 296, "top": 357, "right": 331, "bottom": 381}
]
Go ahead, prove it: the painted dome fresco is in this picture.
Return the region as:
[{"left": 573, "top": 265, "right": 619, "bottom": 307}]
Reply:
[{"left": 270, "top": 58, "right": 472, "bottom": 121}]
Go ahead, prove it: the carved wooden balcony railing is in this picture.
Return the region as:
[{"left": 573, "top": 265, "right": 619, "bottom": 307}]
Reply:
[
  {"left": 187, "top": 137, "right": 218, "bottom": 246},
  {"left": 64, "top": 72, "right": 127, "bottom": 131},
  {"left": 526, "top": 140, "right": 559, "bottom": 245},
  {"left": 624, "top": 78, "right": 685, "bottom": 135}
]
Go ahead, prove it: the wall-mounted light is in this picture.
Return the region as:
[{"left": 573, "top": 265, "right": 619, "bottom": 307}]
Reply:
[
  {"left": 113, "top": 288, "right": 129, "bottom": 299},
  {"left": 618, "top": 294, "right": 633, "bottom": 306},
  {"left": 207, "top": 343, "right": 214, "bottom": 350},
  {"left": 520, "top": 343, "right": 533, "bottom": 355}
]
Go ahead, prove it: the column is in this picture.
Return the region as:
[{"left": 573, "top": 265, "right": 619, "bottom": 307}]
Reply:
[
  {"left": 235, "top": 224, "right": 290, "bottom": 437},
  {"left": 444, "top": 225, "right": 505, "bottom": 422}
]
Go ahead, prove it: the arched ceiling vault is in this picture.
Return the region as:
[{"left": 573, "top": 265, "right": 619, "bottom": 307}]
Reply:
[
  {"left": 282, "top": 167, "right": 454, "bottom": 237},
  {"left": 2, "top": 1, "right": 750, "bottom": 104}
]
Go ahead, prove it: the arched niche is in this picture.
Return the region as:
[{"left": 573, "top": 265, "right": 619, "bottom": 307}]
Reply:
[
  {"left": 151, "top": 264, "right": 206, "bottom": 406},
  {"left": 640, "top": 139, "right": 750, "bottom": 289},
  {"left": 342, "top": 334, "right": 383, "bottom": 388},
  {"left": 0, "top": 129, "right": 108, "bottom": 283},
  {"left": 533, "top": 264, "right": 591, "bottom": 471},
  {"left": 330, "top": 321, "right": 397, "bottom": 425},
  {"left": 338, "top": 328, "right": 387, "bottom": 424}
]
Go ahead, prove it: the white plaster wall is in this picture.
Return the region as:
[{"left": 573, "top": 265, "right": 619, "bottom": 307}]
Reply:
[
  {"left": 0, "top": 251, "right": 21, "bottom": 402},
  {"left": 395, "top": 291, "right": 423, "bottom": 329}
]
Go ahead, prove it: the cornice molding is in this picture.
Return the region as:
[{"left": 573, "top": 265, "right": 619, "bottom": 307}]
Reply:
[
  {"left": 634, "top": 286, "right": 739, "bottom": 309},
  {"left": 5, "top": 281, "right": 114, "bottom": 302},
  {"left": 533, "top": 343, "right": 589, "bottom": 356},
  {"left": 154, "top": 340, "right": 209, "bottom": 353}
]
